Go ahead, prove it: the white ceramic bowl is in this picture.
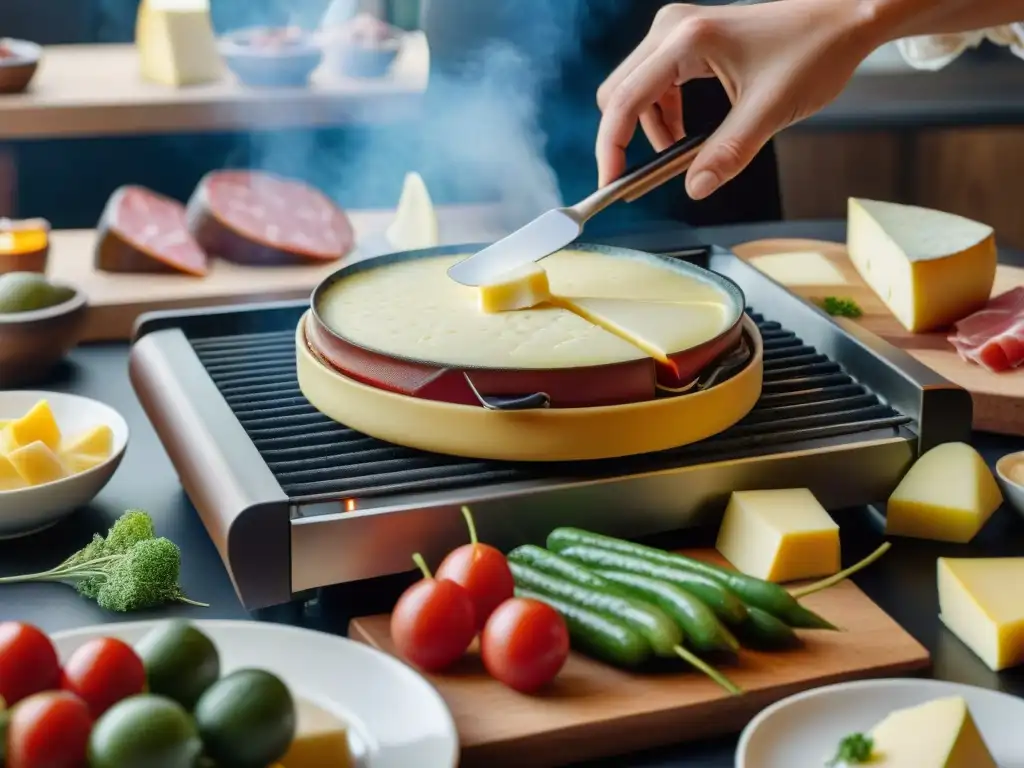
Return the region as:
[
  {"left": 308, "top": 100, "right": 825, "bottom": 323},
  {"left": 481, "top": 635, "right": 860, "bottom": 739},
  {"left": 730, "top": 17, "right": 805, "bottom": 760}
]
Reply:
[
  {"left": 0, "top": 390, "right": 129, "bottom": 538},
  {"left": 995, "top": 450, "right": 1024, "bottom": 517}
]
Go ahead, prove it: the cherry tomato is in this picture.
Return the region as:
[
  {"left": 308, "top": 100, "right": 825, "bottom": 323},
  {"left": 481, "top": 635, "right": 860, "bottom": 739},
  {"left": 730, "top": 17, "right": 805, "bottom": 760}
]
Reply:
[
  {"left": 60, "top": 637, "right": 146, "bottom": 719},
  {"left": 391, "top": 555, "right": 476, "bottom": 672},
  {"left": 6, "top": 690, "right": 93, "bottom": 768},
  {"left": 435, "top": 507, "right": 514, "bottom": 629},
  {"left": 481, "top": 598, "right": 569, "bottom": 694},
  {"left": 0, "top": 623, "right": 61, "bottom": 706}
]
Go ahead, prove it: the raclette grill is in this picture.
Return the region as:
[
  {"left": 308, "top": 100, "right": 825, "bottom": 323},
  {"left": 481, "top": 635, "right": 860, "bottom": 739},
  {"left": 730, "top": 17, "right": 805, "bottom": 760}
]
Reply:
[{"left": 130, "top": 246, "right": 973, "bottom": 610}]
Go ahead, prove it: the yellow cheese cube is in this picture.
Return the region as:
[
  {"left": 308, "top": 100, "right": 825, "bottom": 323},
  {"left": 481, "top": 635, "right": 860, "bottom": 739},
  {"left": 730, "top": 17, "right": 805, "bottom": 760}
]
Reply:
[
  {"left": 2, "top": 400, "right": 62, "bottom": 453},
  {"left": 715, "top": 488, "right": 840, "bottom": 583},
  {"left": 61, "top": 425, "right": 113, "bottom": 458},
  {"left": 867, "top": 696, "right": 996, "bottom": 767},
  {"left": 847, "top": 198, "right": 997, "bottom": 332},
  {"left": 886, "top": 442, "right": 1002, "bottom": 543},
  {"left": 60, "top": 452, "right": 108, "bottom": 475},
  {"left": 0, "top": 454, "right": 26, "bottom": 491},
  {"left": 280, "top": 698, "right": 353, "bottom": 768},
  {"left": 478, "top": 264, "right": 552, "bottom": 313},
  {"left": 938, "top": 557, "right": 1024, "bottom": 671},
  {"left": 137, "top": 0, "right": 223, "bottom": 87},
  {"left": 7, "top": 441, "right": 67, "bottom": 486}
]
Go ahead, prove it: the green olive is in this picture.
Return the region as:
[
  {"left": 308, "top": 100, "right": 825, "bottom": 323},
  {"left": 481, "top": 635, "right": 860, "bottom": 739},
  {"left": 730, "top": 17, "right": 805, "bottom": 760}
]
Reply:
[{"left": 87, "top": 694, "right": 202, "bottom": 768}]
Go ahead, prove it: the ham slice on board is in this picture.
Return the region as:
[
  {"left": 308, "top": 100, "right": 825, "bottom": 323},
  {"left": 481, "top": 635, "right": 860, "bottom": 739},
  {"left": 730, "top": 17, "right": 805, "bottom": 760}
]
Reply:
[
  {"left": 95, "top": 186, "right": 209, "bottom": 276},
  {"left": 186, "top": 170, "right": 355, "bottom": 265},
  {"left": 948, "top": 286, "right": 1024, "bottom": 372}
]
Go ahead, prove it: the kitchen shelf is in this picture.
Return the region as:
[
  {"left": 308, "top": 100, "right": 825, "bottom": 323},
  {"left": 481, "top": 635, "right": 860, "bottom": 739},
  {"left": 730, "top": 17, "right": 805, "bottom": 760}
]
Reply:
[{"left": 0, "top": 35, "right": 430, "bottom": 140}]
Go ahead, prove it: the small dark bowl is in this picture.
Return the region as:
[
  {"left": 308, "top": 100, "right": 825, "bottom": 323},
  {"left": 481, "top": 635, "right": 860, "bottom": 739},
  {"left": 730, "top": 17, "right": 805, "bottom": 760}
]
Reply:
[
  {"left": 0, "top": 287, "right": 87, "bottom": 387},
  {"left": 219, "top": 28, "right": 323, "bottom": 88},
  {"left": 0, "top": 39, "right": 41, "bottom": 95}
]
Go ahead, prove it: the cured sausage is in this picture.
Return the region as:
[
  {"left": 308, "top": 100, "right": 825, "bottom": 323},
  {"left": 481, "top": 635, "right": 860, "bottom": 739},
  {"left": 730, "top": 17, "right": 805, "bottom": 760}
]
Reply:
[
  {"left": 948, "top": 287, "right": 1024, "bottom": 373},
  {"left": 186, "top": 170, "right": 354, "bottom": 265},
  {"left": 95, "top": 186, "right": 209, "bottom": 276}
]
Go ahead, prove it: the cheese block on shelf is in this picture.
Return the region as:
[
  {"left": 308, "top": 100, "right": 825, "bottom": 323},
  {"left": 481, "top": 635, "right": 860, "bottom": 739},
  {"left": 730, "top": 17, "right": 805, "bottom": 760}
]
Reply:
[
  {"left": 866, "top": 696, "right": 996, "bottom": 767},
  {"left": 885, "top": 442, "right": 1002, "bottom": 543},
  {"left": 846, "top": 198, "right": 997, "bottom": 332},
  {"left": 137, "top": 0, "right": 223, "bottom": 87},
  {"left": 714, "top": 488, "right": 840, "bottom": 583},
  {"left": 938, "top": 557, "right": 1024, "bottom": 671},
  {"left": 478, "top": 264, "right": 552, "bottom": 313}
]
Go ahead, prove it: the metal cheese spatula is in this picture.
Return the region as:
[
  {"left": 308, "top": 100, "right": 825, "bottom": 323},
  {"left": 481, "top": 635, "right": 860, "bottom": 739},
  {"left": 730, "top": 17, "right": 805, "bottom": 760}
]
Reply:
[{"left": 447, "top": 132, "right": 707, "bottom": 286}]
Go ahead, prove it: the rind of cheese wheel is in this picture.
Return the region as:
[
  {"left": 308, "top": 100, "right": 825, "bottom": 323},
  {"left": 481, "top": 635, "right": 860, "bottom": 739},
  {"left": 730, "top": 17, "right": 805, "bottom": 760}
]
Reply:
[
  {"left": 1, "top": 400, "right": 61, "bottom": 453},
  {"left": 867, "top": 696, "right": 996, "bottom": 767},
  {"left": 321, "top": 250, "right": 732, "bottom": 370},
  {"left": 7, "top": 441, "right": 67, "bottom": 486},
  {"left": 137, "top": 0, "right": 223, "bottom": 87},
  {"left": 938, "top": 557, "right": 1024, "bottom": 671},
  {"left": 886, "top": 442, "right": 1002, "bottom": 543},
  {"left": 847, "top": 198, "right": 997, "bottom": 332},
  {"left": 279, "top": 698, "right": 353, "bottom": 768},
  {"left": 478, "top": 263, "right": 552, "bottom": 313}
]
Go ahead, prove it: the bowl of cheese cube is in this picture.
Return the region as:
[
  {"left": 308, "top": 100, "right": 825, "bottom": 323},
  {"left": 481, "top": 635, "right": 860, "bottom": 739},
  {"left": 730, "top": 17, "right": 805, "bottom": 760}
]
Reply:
[{"left": 0, "top": 391, "right": 129, "bottom": 538}]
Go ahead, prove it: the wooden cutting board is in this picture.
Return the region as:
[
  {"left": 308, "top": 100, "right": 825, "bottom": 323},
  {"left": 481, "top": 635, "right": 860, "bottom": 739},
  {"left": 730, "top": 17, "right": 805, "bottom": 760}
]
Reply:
[
  {"left": 44, "top": 203, "right": 506, "bottom": 343},
  {"left": 349, "top": 550, "right": 929, "bottom": 768},
  {"left": 732, "top": 239, "right": 1024, "bottom": 436}
]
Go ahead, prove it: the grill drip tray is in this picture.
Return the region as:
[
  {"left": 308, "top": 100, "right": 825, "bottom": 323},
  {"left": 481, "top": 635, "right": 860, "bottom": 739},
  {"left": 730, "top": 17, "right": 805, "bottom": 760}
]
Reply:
[{"left": 129, "top": 246, "right": 973, "bottom": 610}]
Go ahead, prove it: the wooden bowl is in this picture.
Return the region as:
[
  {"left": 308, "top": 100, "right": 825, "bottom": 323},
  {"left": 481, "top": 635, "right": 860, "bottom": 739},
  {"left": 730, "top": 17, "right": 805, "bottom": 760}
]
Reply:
[
  {"left": 0, "top": 287, "right": 88, "bottom": 387},
  {"left": 0, "top": 243, "right": 48, "bottom": 274},
  {"left": 0, "top": 39, "right": 42, "bottom": 95}
]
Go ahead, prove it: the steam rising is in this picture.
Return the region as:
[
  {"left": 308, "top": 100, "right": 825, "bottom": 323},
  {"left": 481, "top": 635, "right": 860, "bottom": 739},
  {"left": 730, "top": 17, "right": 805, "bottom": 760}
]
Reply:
[{"left": 102, "top": 0, "right": 588, "bottom": 231}]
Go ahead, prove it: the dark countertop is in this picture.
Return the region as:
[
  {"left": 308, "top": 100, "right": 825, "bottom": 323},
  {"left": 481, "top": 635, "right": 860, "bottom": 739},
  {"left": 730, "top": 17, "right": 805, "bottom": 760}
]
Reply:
[{"left": 1, "top": 219, "right": 1023, "bottom": 768}]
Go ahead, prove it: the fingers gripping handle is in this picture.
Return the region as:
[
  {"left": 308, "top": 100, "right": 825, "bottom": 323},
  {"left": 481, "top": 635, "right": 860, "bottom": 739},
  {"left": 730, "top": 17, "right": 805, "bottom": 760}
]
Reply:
[{"left": 573, "top": 133, "right": 708, "bottom": 221}]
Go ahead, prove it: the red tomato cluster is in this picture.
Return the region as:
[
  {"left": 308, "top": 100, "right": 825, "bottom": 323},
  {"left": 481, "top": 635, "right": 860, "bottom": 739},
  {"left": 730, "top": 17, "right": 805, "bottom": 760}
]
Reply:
[
  {"left": 0, "top": 623, "right": 146, "bottom": 768},
  {"left": 390, "top": 507, "right": 569, "bottom": 694}
]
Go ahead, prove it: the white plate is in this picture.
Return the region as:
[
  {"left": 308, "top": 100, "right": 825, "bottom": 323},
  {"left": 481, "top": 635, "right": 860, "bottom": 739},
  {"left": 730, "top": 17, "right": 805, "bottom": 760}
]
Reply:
[
  {"left": 735, "top": 678, "right": 1024, "bottom": 768},
  {"left": 51, "top": 620, "right": 459, "bottom": 768},
  {"left": 0, "top": 390, "right": 129, "bottom": 538}
]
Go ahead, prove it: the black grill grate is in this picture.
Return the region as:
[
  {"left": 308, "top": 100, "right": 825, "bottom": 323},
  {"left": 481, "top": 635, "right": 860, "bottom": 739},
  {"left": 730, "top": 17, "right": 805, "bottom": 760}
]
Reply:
[{"left": 189, "top": 310, "right": 912, "bottom": 503}]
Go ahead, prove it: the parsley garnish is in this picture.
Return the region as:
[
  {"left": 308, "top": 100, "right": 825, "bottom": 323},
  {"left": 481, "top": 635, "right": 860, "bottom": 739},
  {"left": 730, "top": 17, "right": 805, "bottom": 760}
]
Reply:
[
  {"left": 820, "top": 296, "right": 863, "bottom": 318},
  {"left": 827, "top": 732, "right": 874, "bottom": 765}
]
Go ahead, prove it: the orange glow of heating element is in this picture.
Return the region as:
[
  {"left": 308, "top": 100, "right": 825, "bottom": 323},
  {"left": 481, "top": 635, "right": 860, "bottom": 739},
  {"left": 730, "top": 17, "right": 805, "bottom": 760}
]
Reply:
[
  {"left": 0, "top": 218, "right": 49, "bottom": 255},
  {"left": 344, "top": 498, "right": 357, "bottom": 512}
]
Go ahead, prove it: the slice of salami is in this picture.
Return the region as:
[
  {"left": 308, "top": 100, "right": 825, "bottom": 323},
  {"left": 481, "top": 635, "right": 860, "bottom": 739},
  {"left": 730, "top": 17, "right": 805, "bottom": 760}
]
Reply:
[
  {"left": 186, "top": 170, "right": 354, "bottom": 265},
  {"left": 948, "top": 286, "right": 1024, "bottom": 373},
  {"left": 95, "top": 186, "right": 209, "bottom": 276}
]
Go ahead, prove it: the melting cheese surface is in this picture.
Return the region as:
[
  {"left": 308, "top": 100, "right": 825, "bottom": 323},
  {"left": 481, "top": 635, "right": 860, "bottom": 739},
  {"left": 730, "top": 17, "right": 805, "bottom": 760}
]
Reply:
[{"left": 319, "top": 250, "right": 733, "bottom": 369}]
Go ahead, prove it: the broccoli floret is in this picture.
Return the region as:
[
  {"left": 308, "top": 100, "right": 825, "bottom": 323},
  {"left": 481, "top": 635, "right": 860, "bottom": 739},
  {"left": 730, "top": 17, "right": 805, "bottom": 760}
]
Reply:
[{"left": 0, "top": 509, "right": 207, "bottom": 612}]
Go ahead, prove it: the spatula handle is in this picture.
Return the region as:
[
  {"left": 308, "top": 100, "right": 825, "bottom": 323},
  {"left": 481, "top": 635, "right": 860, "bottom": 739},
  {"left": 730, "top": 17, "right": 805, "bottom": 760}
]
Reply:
[{"left": 572, "top": 133, "right": 708, "bottom": 221}]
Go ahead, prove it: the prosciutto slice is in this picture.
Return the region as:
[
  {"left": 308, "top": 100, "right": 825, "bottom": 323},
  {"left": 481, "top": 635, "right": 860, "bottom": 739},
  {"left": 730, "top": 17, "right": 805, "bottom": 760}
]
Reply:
[{"left": 948, "top": 286, "right": 1024, "bottom": 372}]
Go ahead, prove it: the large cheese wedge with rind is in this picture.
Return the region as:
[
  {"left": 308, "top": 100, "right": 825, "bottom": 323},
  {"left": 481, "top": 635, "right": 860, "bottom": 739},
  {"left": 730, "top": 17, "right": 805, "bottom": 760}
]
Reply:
[
  {"left": 715, "top": 488, "right": 840, "bottom": 583},
  {"left": 866, "top": 696, "right": 996, "bottom": 767},
  {"left": 847, "top": 198, "right": 997, "bottom": 332},
  {"left": 279, "top": 698, "right": 353, "bottom": 768},
  {"left": 137, "top": 0, "right": 223, "bottom": 87},
  {"left": 885, "top": 442, "right": 1002, "bottom": 543},
  {"left": 938, "top": 557, "right": 1024, "bottom": 671}
]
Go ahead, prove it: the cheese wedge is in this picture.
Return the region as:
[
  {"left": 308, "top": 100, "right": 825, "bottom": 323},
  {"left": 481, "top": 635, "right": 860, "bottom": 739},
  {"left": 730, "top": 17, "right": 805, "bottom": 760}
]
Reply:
[
  {"left": 60, "top": 425, "right": 114, "bottom": 458},
  {"left": 866, "top": 696, "right": 996, "bottom": 767},
  {"left": 0, "top": 453, "right": 26, "bottom": 491},
  {"left": 60, "top": 452, "right": 108, "bottom": 475},
  {"left": 280, "top": 698, "right": 353, "bottom": 768},
  {"left": 846, "top": 198, "right": 997, "bottom": 332},
  {"left": 748, "top": 251, "right": 848, "bottom": 287},
  {"left": 478, "top": 264, "right": 552, "bottom": 313},
  {"left": 7, "top": 441, "right": 67, "bottom": 486},
  {"left": 938, "top": 557, "right": 1024, "bottom": 671},
  {"left": 137, "top": 0, "right": 223, "bottom": 87},
  {"left": 1, "top": 400, "right": 61, "bottom": 453},
  {"left": 555, "top": 297, "right": 731, "bottom": 367},
  {"left": 715, "top": 488, "right": 840, "bottom": 583},
  {"left": 386, "top": 171, "right": 439, "bottom": 251},
  {"left": 886, "top": 442, "right": 1002, "bottom": 543}
]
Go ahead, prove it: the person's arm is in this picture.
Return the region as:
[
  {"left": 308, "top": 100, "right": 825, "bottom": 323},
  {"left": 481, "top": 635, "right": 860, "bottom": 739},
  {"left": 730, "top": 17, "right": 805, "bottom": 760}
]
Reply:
[{"left": 596, "top": 0, "right": 1024, "bottom": 201}]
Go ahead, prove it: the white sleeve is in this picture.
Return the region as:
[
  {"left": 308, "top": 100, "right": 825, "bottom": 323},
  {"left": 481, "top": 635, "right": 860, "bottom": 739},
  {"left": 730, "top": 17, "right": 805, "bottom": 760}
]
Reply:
[{"left": 896, "top": 25, "right": 1024, "bottom": 71}]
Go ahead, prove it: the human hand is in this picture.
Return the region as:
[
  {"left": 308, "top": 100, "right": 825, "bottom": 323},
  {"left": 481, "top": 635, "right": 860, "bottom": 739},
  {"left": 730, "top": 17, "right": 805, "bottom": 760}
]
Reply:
[{"left": 596, "top": 0, "right": 882, "bottom": 199}]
